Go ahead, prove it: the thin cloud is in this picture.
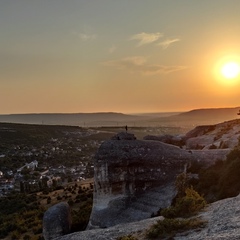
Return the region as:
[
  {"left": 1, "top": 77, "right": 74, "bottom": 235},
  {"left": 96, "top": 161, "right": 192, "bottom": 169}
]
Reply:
[
  {"left": 103, "top": 56, "right": 187, "bottom": 75},
  {"left": 157, "top": 38, "right": 180, "bottom": 49},
  {"left": 142, "top": 64, "right": 187, "bottom": 75},
  {"left": 79, "top": 33, "right": 97, "bottom": 41},
  {"left": 130, "top": 32, "right": 163, "bottom": 47},
  {"left": 109, "top": 45, "right": 117, "bottom": 54},
  {"left": 103, "top": 56, "right": 146, "bottom": 69}
]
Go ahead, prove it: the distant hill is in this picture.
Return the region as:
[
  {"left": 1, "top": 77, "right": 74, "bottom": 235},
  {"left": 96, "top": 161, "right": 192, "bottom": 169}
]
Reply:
[
  {"left": 0, "top": 112, "right": 147, "bottom": 127},
  {"left": 177, "top": 107, "right": 240, "bottom": 120},
  {"left": 147, "top": 107, "right": 240, "bottom": 127},
  {"left": 0, "top": 107, "right": 239, "bottom": 127}
]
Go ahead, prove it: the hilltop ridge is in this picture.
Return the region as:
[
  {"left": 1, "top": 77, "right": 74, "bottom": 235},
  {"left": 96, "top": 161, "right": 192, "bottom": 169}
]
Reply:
[{"left": 0, "top": 106, "right": 239, "bottom": 127}]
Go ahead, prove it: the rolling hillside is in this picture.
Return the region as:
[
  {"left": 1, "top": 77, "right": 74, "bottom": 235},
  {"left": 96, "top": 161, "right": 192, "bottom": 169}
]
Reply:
[{"left": 0, "top": 107, "right": 239, "bottom": 127}]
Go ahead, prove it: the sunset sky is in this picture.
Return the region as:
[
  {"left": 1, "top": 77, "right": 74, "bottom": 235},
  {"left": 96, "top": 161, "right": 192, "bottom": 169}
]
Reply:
[{"left": 1, "top": 0, "right": 240, "bottom": 114}]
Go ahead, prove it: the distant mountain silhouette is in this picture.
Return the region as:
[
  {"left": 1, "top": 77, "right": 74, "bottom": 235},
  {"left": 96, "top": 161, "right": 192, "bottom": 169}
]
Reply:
[
  {"left": 151, "top": 107, "right": 240, "bottom": 127},
  {"left": 177, "top": 107, "right": 240, "bottom": 119},
  {"left": 0, "top": 107, "right": 239, "bottom": 127},
  {"left": 0, "top": 112, "right": 147, "bottom": 126}
]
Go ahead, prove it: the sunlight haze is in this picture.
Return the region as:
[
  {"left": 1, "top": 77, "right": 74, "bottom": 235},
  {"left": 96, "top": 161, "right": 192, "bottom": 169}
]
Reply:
[{"left": 1, "top": 0, "right": 240, "bottom": 114}]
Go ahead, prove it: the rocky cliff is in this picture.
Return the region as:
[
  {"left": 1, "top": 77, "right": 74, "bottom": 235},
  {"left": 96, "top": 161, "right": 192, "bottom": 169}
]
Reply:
[
  {"left": 145, "top": 119, "right": 240, "bottom": 150},
  {"left": 43, "top": 120, "right": 238, "bottom": 239},
  {"left": 87, "top": 131, "right": 228, "bottom": 229}
]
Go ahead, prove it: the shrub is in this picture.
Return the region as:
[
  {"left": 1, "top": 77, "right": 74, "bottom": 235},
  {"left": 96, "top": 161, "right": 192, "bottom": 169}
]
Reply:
[
  {"left": 116, "top": 235, "right": 138, "bottom": 240},
  {"left": 68, "top": 199, "right": 74, "bottom": 206},
  {"left": 57, "top": 195, "right": 62, "bottom": 200},
  {"left": 161, "top": 187, "right": 206, "bottom": 218},
  {"left": 23, "top": 234, "right": 31, "bottom": 240},
  {"left": 146, "top": 218, "right": 206, "bottom": 239},
  {"left": 175, "top": 172, "right": 189, "bottom": 197},
  {"left": 11, "top": 230, "right": 21, "bottom": 240},
  {"left": 192, "top": 146, "right": 240, "bottom": 202}
]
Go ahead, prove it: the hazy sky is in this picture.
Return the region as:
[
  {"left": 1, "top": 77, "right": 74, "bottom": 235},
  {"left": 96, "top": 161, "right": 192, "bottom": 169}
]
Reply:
[{"left": 1, "top": 0, "right": 240, "bottom": 114}]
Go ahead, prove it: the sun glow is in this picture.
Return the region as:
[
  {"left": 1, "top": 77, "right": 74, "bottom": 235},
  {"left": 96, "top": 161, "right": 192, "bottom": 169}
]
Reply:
[
  {"left": 221, "top": 62, "right": 240, "bottom": 79},
  {"left": 213, "top": 55, "right": 240, "bottom": 86}
]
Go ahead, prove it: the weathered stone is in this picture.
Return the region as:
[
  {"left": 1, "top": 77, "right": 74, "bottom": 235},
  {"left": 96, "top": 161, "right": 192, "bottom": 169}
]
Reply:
[
  {"left": 43, "top": 202, "right": 72, "bottom": 240},
  {"left": 184, "top": 119, "right": 240, "bottom": 150},
  {"left": 144, "top": 134, "right": 184, "bottom": 146},
  {"left": 56, "top": 216, "right": 164, "bottom": 240},
  {"left": 51, "top": 120, "right": 240, "bottom": 239},
  {"left": 86, "top": 131, "right": 230, "bottom": 229},
  {"left": 175, "top": 194, "right": 240, "bottom": 239},
  {"left": 144, "top": 119, "right": 240, "bottom": 150},
  {"left": 88, "top": 132, "right": 195, "bottom": 229},
  {"left": 56, "top": 194, "right": 240, "bottom": 240},
  {"left": 111, "top": 131, "right": 136, "bottom": 140}
]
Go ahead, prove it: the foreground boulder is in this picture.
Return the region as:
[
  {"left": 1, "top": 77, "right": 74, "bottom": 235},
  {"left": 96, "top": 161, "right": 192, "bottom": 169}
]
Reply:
[{"left": 43, "top": 202, "right": 71, "bottom": 240}]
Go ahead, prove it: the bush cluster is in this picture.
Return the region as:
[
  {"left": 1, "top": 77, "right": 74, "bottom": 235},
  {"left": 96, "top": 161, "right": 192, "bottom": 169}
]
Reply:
[
  {"left": 146, "top": 172, "right": 207, "bottom": 239},
  {"left": 146, "top": 217, "right": 206, "bottom": 239},
  {"left": 161, "top": 187, "right": 206, "bottom": 218},
  {"left": 116, "top": 235, "right": 138, "bottom": 240},
  {"left": 191, "top": 146, "right": 240, "bottom": 202}
]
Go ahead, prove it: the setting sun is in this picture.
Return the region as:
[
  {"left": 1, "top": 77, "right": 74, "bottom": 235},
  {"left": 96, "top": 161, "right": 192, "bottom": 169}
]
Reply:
[{"left": 221, "top": 62, "right": 240, "bottom": 79}]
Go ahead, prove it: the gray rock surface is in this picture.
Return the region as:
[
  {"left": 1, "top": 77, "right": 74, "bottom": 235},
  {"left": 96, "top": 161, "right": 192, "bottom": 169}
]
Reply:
[
  {"left": 144, "top": 134, "right": 184, "bottom": 146},
  {"left": 145, "top": 119, "right": 240, "bottom": 150},
  {"left": 88, "top": 132, "right": 193, "bottom": 229},
  {"left": 87, "top": 132, "right": 228, "bottom": 229},
  {"left": 184, "top": 120, "right": 240, "bottom": 150},
  {"left": 43, "top": 202, "right": 71, "bottom": 240},
  {"left": 175, "top": 194, "right": 240, "bottom": 239},
  {"left": 52, "top": 120, "right": 239, "bottom": 239},
  {"left": 56, "top": 216, "right": 164, "bottom": 240},
  {"left": 56, "top": 194, "right": 240, "bottom": 240}
]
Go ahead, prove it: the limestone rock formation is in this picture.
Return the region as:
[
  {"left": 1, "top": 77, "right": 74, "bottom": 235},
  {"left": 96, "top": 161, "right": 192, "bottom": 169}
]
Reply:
[
  {"left": 87, "top": 132, "right": 191, "bottom": 228},
  {"left": 111, "top": 131, "right": 136, "bottom": 140},
  {"left": 144, "top": 134, "right": 184, "bottom": 146},
  {"left": 184, "top": 119, "right": 240, "bottom": 150},
  {"left": 50, "top": 120, "right": 240, "bottom": 239},
  {"left": 175, "top": 194, "right": 240, "bottom": 239},
  {"left": 43, "top": 202, "right": 72, "bottom": 240},
  {"left": 145, "top": 119, "right": 240, "bottom": 150},
  {"left": 56, "top": 194, "right": 240, "bottom": 240},
  {"left": 88, "top": 132, "right": 213, "bottom": 229},
  {"left": 56, "top": 216, "right": 164, "bottom": 240}
]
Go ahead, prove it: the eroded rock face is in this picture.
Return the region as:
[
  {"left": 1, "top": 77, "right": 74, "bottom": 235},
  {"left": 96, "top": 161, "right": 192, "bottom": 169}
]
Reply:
[
  {"left": 184, "top": 119, "right": 240, "bottom": 150},
  {"left": 56, "top": 194, "right": 240, "bottom": 240},
  {"left": 43, "top": 202, "right": 71, "bottom": 240},
  {"left": 88, "top": 132, "right": 194, "bottom": 229},
  {"left": 144, "top": 119, "right": 240, "bottom": 150},
  {"left": 88, "top": 131, "right": 230, "bottom": 229}
]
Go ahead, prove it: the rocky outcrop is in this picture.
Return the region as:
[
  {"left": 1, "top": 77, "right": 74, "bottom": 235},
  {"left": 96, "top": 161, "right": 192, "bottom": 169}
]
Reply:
[
  {"left": 56, "top": 194, "right": 240, "bottom": 240},
  {"left": 175, "top": 194, "right": 240, "bottom": 239},
  {"left": 145, "top": 119, "right": 240, "bottom": 150},
  {"left": 43, "top": 202, "right": 71, "bottom": 240},
  {"left": 184, "top": 119, "right": 240, "bottom": 150},
  {"left": 56, "top": 216, "right": 164, "bottom": 240},
  {"left": 42, "top": 128, "right": 230, "bottom": 238},
  {"left": 144, "top": 134, "right": 184, "bottom": 146},
  {"left": 45, "top": 120, "right": 240, "bottom": 239},
  {"left": 87, "top": 132, "right": 192, "bottom": 229},
  {"left": 87, "top": 131, "right": 228, "bottom": 229}
]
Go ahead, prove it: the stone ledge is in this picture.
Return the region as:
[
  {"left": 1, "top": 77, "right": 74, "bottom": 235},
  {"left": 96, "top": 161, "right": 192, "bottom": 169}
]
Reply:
[{"left": 111, "top": 132, "right": 136, "bottom": 140}]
